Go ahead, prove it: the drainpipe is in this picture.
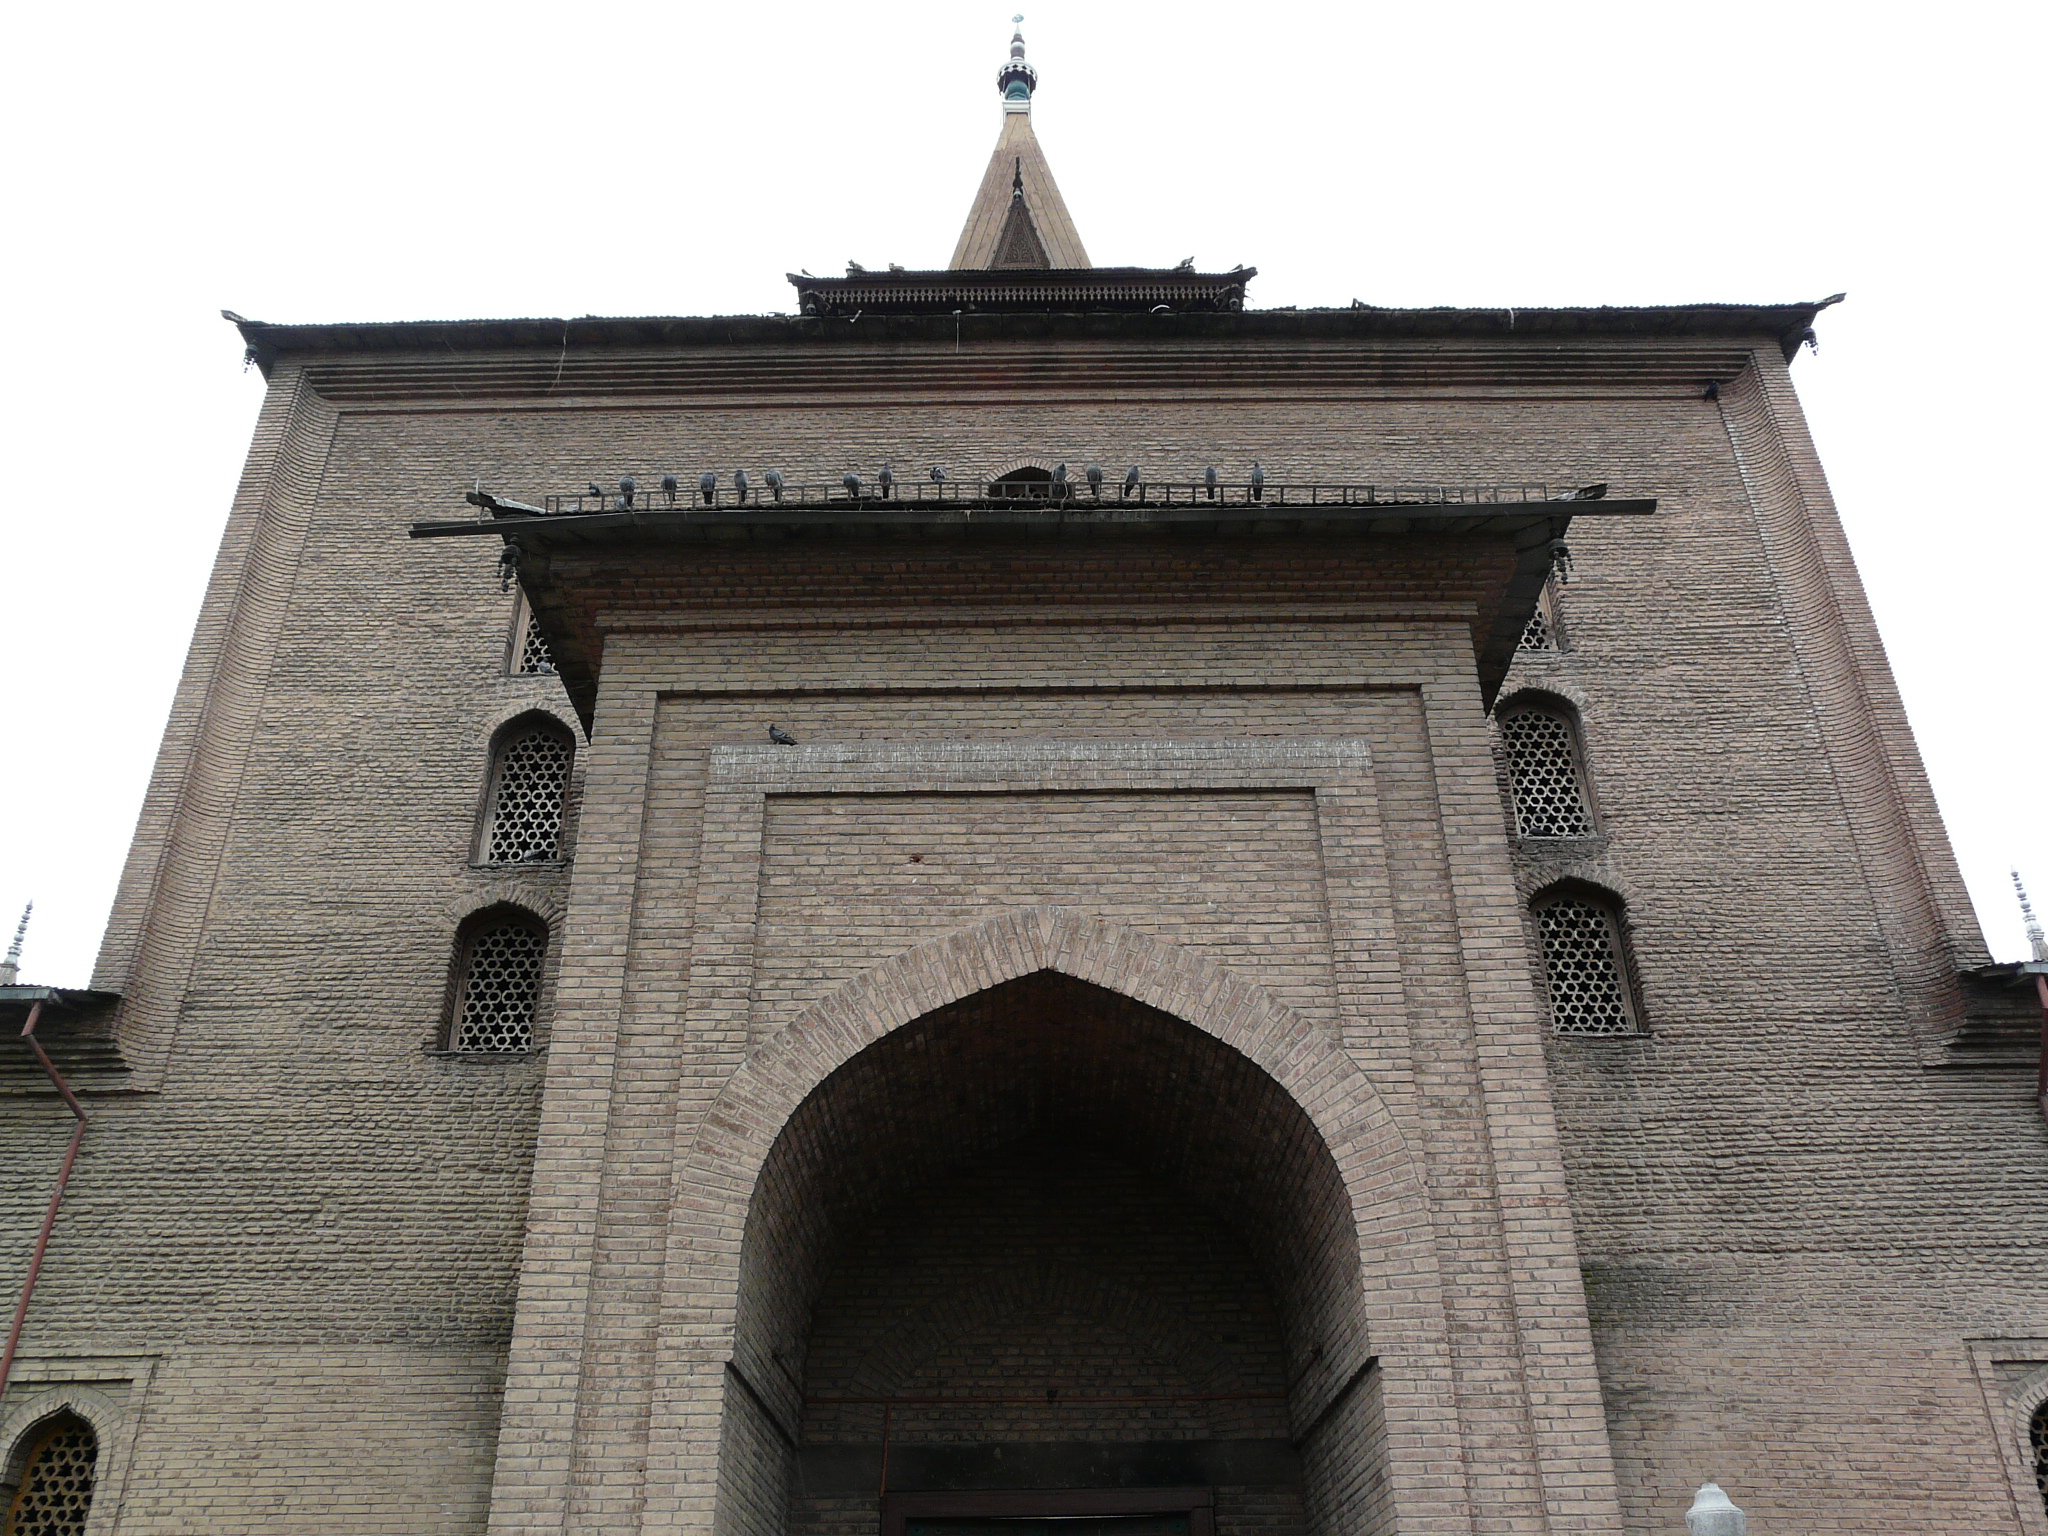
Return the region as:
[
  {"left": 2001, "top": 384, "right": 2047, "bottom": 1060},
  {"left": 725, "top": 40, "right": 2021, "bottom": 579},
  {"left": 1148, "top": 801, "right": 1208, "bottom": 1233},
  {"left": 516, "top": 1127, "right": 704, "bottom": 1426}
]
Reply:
[{"left": 0, "top": 1002, "right": 90, "bottom": 1397}]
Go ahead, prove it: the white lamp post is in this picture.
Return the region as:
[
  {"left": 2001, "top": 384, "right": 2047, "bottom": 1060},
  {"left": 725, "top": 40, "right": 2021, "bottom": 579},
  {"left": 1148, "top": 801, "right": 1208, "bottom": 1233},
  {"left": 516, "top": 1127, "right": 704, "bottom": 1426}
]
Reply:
[{"left": 1685, "top": 1482, "right": 1747, "bottom": 1536}]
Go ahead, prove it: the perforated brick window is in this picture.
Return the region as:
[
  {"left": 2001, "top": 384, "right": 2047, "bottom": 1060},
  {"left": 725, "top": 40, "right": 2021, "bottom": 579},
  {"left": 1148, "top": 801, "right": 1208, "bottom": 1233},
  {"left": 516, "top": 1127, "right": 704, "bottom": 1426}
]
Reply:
[
  {"left": 2032, "top": 1399, "right": 2048, "bottom": 1517},
  {"left": 518, "top": 620, "right": 555, "bottom": 675},
  {"left": 482, "top": 721, "right": 572, "bottom": 864},
  {"left": 508, "top": 596, "right": 556, "bottom": 676},
  {"left": 449, "top": 913, "right": 547, "bottom": 1052},
  {"left": 5, "top": 1415, "right": 96, "bottom": 1536},
  {"left": 1499, "top": 706, "right": 1595, "bottom": 839},
  {"left": 1535, "top": 893, "right": 1640, "bottom": 1036},
  {"left": 1519, "top": 579, "right": 1563, "bottom": 651}
]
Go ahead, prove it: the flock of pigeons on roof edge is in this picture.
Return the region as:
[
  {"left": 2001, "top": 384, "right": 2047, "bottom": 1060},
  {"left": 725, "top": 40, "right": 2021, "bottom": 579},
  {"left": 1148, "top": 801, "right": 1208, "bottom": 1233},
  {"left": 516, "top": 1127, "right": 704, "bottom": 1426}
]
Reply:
[{"left": 468, "top": 466, "right": 1610, "bottom": 515}]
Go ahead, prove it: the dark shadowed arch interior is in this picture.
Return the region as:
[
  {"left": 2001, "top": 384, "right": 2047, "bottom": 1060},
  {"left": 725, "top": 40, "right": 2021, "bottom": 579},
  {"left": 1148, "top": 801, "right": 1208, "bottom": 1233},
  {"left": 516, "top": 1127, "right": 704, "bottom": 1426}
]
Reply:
[
  {"left": 990, "top": 465, "right": 1056, "bottom": 498},
  {"left": 726, "top": 972, "right": 1370, "bottom": 1536}
]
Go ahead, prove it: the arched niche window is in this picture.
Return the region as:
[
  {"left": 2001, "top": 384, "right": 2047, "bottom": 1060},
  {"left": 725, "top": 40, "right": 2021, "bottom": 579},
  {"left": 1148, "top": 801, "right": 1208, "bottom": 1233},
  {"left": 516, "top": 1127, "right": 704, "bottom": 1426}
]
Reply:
[
  {"left": 446, "top": 906, "right": 548, "bottom": 1052},
  {"left": 1518, "top": 576, "right": 1565, "bottom": 652},
  {"left": 509, "top": 594, "right": 555, "bottom": 676},
  {"left": 990, "top": 464, "right": 1054, "bottom": 500},
  {"left": 1497, "top": 696, "right": 1596, "bottom": 840},
  {"left": 2031, "top": 1398, "right": 2048, "bottom": 1519},
  {"left": 1532, "top": 885, "right": 1642, "bottom": 1037},
  {"left": 479, "top": 715, "right": 574, "bottom": 864},
  {"left": 4, "top": 1413, "right": 96, "bottom": 1536}
]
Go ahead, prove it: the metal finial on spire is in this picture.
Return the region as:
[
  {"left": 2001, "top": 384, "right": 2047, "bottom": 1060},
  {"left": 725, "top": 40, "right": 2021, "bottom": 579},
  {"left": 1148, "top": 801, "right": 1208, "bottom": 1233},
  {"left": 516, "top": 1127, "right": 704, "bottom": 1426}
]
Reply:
[
  {"left": 2016, "top": 869, "right": 2048, "bottom": 962},
  {"left": 0, "top": 901, "right": 30, "bottom": 986},
  {"left": 998, "top": 15, "right": 1037, "bottom": 108}
]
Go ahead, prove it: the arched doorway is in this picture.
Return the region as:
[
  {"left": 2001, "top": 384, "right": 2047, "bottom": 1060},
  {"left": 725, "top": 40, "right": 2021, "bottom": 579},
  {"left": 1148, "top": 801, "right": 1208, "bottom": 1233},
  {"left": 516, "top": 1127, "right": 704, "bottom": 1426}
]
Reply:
[{"left": 726, "top": 970, "right": 1384, "bottom": 1536}]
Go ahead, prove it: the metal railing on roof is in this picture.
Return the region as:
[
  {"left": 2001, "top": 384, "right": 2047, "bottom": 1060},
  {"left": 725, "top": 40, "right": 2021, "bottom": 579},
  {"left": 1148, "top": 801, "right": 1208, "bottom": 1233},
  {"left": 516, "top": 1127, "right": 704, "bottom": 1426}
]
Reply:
[{"left": 528, "top": 480, "right": 1579, "bottom": 516}]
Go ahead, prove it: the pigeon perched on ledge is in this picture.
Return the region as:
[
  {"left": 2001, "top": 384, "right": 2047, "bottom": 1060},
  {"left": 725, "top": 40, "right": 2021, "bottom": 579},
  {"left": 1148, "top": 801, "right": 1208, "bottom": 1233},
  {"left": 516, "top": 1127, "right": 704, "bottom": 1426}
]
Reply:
[
  {"left": 768, "top": 724, "right": 798, "bottom": 745},
  {"left": 765, "top": 469, "right": 785, "bottom": 502},
  {"left": 700, "top": 471, "right": 717, "bottom": 505},
  {"left": 734, "top": 468, "right": 750, "bottom": 502}
]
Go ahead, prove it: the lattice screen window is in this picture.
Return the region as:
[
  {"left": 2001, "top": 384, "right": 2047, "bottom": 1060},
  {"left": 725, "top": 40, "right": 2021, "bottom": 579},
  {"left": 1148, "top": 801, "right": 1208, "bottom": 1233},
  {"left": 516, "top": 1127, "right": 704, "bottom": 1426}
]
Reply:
[
  {"left": 1536, "top": 895, "right": 1639, "bottom": 1036},
  {"left": 1519, "top": 580, "right": 1562, "bottom": 651},
  {"left": 6, "top": 1416, "right": 96, "bottom": 1536},
  {"left": 518, "top": 617, "right": 555, "bottom": 675},
  {"left": 451, "top": 917, "right": 546, "bottom": 1052},
  {"left": 483, "top": 725, "right": 572, "bottom": 863},
  {"left": 2032, "top": 1399, "right": 2048, "bottom": 1517},
  {"left": 1500, "top": 708, "right": 1595, "bottom": 839}
]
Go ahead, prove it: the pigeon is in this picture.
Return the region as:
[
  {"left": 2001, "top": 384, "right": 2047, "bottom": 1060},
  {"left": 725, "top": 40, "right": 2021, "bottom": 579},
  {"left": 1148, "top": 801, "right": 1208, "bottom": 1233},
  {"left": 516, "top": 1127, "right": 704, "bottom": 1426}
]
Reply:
[
  {"left": 765, "top": 469, "right": 785, "bottom": 502},
  {"left": 734, "top": 468, "right": 750, "bottom": 503},
  {"left": 1249, "top": 461, "right": 1265, "bottom": 501},
  {"left": 1549, "top": 482, "right": 1609, "bottom": 503},
  {"left": 843, "top": 472, "right": 862, "bottom": 498},
  {"left": 619, "top": 476, "right": 637, "bottom": 509},
  {"left": 929, "top": 465, "right": 946, "bottom": 485},
  {"left": 699, "top": 471, "right": 717, "bottom": 505},
  {"left": 1052, "top": 463, "right": 1069, "bottom": 499},
  {"left": 660, "top": 473, "right": 679, "bottom": 504},
  {"left": 588, "top": 482, "right": 604, "bottom": 505},
  {"left": 1123, "top": 465, "right": 1141, "bottom": 499},
  {"left": 1085, "top": 464, "right": 1103, "bottom": 498},
  {"left": 1703, "top": 381, "right": 1721, "bottom": 402},
  {"left": 879, "top": 462, "right": 895, "bottom": 498},
  {"left": 1204, "top": 465, "right": 1219, "bottom": 500},
  {"left": 768, "top": 724, "right": 799, "bottom": 745}
]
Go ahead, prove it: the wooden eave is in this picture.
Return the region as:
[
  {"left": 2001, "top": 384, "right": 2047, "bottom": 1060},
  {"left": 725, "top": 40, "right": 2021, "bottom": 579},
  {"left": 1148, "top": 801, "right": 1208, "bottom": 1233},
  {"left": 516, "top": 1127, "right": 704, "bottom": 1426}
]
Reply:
[
  {"left": 411, "top": 499, "right": 1654, "bottom": 734},
  {"left": 229, "top": 297, "right": 1843, "bottom": 377}
]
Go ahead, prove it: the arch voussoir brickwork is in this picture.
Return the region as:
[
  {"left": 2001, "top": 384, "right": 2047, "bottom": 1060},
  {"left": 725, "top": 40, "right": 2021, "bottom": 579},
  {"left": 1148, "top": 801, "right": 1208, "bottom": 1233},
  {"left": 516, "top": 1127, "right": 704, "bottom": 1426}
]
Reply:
[{"left": 648, "top": 905, "right": 1471, "bottom": 1536}]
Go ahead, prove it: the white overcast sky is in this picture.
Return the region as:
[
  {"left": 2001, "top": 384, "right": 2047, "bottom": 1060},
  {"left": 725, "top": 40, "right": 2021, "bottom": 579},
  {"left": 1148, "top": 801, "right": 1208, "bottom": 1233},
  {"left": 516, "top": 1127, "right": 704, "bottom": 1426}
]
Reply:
[{"left": 2, "top": 0, "right": 2042, "bottom": 983}]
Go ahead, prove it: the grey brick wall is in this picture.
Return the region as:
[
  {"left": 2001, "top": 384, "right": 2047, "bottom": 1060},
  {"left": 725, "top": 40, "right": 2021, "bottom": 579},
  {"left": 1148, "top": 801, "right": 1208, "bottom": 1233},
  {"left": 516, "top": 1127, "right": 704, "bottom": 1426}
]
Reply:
[{"left": 3, "top": 322, "right": 2031, "bottom": 1536}]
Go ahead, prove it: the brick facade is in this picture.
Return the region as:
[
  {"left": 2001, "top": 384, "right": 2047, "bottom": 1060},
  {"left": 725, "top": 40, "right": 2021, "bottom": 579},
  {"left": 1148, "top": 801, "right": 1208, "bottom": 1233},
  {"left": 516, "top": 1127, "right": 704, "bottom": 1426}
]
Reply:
[{"left": 1, "top": 309, "right": 2036, "bottom": 1536}]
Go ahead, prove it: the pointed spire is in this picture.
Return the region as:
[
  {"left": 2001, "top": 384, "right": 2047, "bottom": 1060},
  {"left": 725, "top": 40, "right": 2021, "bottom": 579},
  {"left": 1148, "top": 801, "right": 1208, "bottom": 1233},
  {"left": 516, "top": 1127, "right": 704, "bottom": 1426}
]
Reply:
[
  {"left": 2016, "top": 869, "right": 2048, "bottom": 962},
  {"left": 950, "top": 17, "right": 1090, "bottom": 269},
  {"left": 0, "top": 901, "right": 29, "bottom": 987}
]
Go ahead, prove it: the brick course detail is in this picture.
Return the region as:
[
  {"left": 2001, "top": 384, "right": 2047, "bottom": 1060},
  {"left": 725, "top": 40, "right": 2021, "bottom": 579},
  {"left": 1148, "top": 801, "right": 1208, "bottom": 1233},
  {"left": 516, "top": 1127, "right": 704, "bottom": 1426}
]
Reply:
[{"left": 2, "top": 311, "right": 2029, "bottom": 1536}]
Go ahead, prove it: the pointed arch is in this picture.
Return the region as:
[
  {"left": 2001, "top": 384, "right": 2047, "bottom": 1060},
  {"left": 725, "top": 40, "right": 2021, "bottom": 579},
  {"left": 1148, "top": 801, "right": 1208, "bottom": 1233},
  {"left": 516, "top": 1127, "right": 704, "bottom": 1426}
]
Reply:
[
  {"left": 475, "top": 710, "right": 576, "bottom": 865},
  {"left": 652, "top": 907, "right": 1463, "bottom": 1536},
  {"left": 2, "top": 1410, "right": 96, "bottom": 1536}
]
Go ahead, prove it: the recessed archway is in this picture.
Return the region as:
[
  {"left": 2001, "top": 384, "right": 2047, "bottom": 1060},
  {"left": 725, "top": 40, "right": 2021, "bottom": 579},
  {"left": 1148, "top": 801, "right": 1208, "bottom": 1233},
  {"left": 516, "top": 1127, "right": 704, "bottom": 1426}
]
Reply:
[
  {"left": 768, "top": 971, "right": 1334, "bottom": 1536},
  {"left": 655, "top": 909, "right": 1460, "bottom": 1536}
]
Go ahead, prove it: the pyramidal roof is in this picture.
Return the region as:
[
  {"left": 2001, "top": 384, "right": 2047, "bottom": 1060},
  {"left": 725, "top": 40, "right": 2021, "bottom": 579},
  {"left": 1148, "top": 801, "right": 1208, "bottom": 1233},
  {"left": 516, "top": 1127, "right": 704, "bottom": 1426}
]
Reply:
[{"left": 949, "top": 23, "right": 1090, "bottom": 270}]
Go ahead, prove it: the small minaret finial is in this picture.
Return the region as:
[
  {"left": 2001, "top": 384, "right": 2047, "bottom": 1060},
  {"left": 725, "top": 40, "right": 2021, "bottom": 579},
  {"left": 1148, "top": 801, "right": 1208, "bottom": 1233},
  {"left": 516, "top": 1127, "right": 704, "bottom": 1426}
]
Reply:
[
  {"left": 998, "top": 14, "right": 1037, "bottom": 112},
  {"left": 2017, "top": 869, "right": 2048, "bottom": 962},
  {"left": 0, "top": 901, "right": 30, "bottom": 987}
]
